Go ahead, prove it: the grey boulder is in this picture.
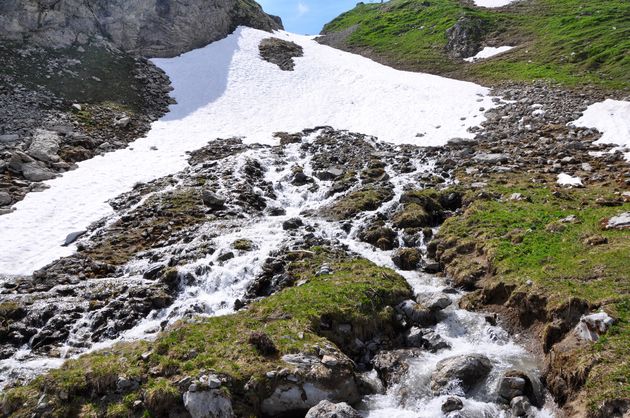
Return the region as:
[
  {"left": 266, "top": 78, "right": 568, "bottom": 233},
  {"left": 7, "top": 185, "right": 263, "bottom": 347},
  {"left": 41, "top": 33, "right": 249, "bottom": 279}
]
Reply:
[
  {"left": 305, "top": 400, "right": 362, "bottom": 418},
  {"left": 28, "top": 129, "right": 60, "bottom": 163},
  {"left": 431, "top": 354, "right": 492, "bottom": 394},
  {"left": 183, "top": 389, "right": 233, "bottom": 418}
]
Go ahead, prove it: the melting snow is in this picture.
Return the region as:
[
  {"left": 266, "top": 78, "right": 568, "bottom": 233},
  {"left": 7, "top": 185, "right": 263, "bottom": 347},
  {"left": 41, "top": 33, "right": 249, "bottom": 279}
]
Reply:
[
  {"left": 464, "top": 46, "right": 514, "bottom": 62},
  {"left": 474, "top": 0, "right": 518, "bottom": 7},
  {"left": 0, "top": 27, "right": 498, "bottom": 276},
  {"left": 557, "top": 173, "right": 583, "bottom": 187},
  {"left": 570, "top": 99, "right": 630, "bottom": 160}
]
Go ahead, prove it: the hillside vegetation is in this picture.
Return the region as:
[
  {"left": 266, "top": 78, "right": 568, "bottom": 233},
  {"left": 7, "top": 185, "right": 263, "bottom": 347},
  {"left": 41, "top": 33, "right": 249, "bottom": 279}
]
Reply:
[{"left": 321, "top": 0, "right": 630, "bottom": 89}]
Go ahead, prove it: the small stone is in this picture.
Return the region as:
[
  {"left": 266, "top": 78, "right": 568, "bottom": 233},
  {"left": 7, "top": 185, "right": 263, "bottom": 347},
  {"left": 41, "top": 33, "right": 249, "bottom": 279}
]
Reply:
[
  {"left": 510, "top": 396, "right": 531, "bottom": 416},
  {"left": 282, "top": 217, "right": 303, "bottom": 230},
  {"left": 62, "top": 230, "right": 86, "bottom": 246},
  {"left": 0, "top": 191, "right": 12, "bottom": 206},
  {"left": 441, "top": 396, "right": 464, "bottom": 413},
  {"left": 321, "top": 355, "right": 339, "bottom": 367},
  {"left": 202, "top": 189, "right": 226, "bottom": 208}
]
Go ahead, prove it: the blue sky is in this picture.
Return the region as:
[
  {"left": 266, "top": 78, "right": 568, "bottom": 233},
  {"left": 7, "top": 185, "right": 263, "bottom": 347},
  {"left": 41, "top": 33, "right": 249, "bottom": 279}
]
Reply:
[{"left": 257, "top": 0, "right": 380, "bottom": 35}]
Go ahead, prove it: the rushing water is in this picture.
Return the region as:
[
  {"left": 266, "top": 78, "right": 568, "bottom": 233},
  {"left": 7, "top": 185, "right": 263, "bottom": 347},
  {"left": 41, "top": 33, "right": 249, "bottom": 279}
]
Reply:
[{"left": 1, "top": 130, "right": 556, "bottom": 416}]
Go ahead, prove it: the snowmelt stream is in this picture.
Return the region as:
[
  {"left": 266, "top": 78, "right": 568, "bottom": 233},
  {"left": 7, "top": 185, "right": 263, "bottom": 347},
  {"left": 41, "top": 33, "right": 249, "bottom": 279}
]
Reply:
[
  {"left": 1, "top": 131, "right": 556, "bottom": 416},
  {"left": 0, "top": 27, "right": 558, "bottom": 416}
]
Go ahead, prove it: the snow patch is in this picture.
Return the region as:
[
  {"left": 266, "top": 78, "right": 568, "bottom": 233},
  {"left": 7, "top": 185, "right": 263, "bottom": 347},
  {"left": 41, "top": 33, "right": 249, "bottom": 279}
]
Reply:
[
  {"left": 570, "top": 99, "right": 630, "bottom": 161},
  {"left": 464, "top": 46, "right": 514, "bottom": 62},
  {"left": 474, "top": 0, "right": 517, "bottom": 8},
  {"left": 557, "top": 173, "right": 582, "bottom": 187},
  {"left": 0, "top": 27, "right": 498, "bottom": 276}
]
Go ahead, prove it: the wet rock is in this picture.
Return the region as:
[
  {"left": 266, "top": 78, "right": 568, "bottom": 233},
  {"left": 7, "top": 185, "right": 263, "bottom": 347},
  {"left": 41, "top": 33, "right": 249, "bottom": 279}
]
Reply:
[
  {"left": 418, "top": 294, "right": 452, "bottom": 311},
  {"left": 431, "top": 354, "right": 492, "bottom": 394},
  {"left": 359, "top": 223, "right": 398, "bottom": 251},
  {"left": 404, "top": 327, "right": 426, "bottom": 348},
  {"left": 305, "top": 400, "right": 362, "bottom": 418},
  {"left": 267, "top": 206, "right": 287, "bottom": 216},
  {"left": 283, "top": 217, "right": 304, "bottom": 230},
  {"left": 372, "top": 348, "right": 422, "bottom": 386},
  {"left": 62, "top": 230, "right": 86, "bottom": 246},
  {"left": 259, "top": 37, "right": 304, "bottom": 71},
  {"left": 202, "top": 189, "right": 226, "bottom": 209},
  {"left": 422, "top": 330, "right": 451, "bottom": 352},
  {"left": 510, "top": 396, "right": 531, "bottom": 417},
  {"left": 391, "top": 248, "right": 422, "bottom": 270},
  {"left": 396, "top": 300, "right": 437, "bottom": 327},
  {"left": 497, "top": 376, "right": 526, "bottom": 402},
  {"left": 183, "top": 389, "right": 233, "bottom": 418},
  {"left": 261, "top": 352, "right": 360, "bottom": 416},
  {"left": 143, "top": 264, "right": 166, "bottom": 280},
  {"left": 442, "top": 396, "right": 464, "bottom": 413},
  {"left": 315, "top": 166, "right": 344, "bottom": 181}
]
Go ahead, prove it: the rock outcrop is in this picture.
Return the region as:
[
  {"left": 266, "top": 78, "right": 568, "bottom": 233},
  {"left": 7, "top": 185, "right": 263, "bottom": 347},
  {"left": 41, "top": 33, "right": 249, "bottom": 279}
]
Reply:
[{"left": 0, "top": 0, "right": 282, "bottom": 57}]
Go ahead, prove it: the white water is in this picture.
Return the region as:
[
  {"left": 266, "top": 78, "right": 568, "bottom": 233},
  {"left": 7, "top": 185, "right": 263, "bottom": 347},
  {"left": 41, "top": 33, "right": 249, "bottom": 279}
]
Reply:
[{"left": 0, "top": 27, "right": 497, "bottom": 276}]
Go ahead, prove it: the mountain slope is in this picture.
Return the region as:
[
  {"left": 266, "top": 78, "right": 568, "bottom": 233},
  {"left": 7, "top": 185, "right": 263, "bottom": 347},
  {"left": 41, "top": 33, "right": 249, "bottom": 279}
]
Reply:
[{"left": 319, "top": 0, "right": 630, "bottom": 90}]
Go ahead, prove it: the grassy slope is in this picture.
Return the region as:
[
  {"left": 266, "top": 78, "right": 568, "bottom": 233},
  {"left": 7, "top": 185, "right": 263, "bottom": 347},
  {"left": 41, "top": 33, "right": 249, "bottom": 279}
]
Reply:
[
  {"left": 1, "top": 250, "right": 411, "bottom": 417},
  {"left": 437, "top": 176, "right": 629, "bottom": 411},
  {"left": 321, "top": 0, "right": 630, "bottom": 90}
]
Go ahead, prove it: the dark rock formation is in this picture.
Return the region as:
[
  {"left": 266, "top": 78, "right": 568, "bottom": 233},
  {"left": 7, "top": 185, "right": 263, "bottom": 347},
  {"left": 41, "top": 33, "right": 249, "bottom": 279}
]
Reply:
[
  {"left": 259, "top": 37, "right": 304, "bottom": 71},
  {"left": 445, "top": 16, "right": 487, "bottom": 59},
  {"left": 0, "top": 0, "right": 283, "bottom": 57}
]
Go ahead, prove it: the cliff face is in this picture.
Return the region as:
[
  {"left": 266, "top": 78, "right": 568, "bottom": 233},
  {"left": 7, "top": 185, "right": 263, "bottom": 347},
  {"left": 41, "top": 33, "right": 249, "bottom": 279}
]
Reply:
[{"left": 0, "top": 0, "right": 282, "bottom": 57}]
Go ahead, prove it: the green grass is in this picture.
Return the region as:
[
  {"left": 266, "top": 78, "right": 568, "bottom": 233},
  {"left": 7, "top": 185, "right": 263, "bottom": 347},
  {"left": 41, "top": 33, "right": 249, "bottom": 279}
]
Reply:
[
  {"left": 1, "top": 249, "right": 411, "bottom": 417},
  {"left": 322, "top": 0, "right": 630, "bottom": 89},
  {"left": 438, "top": 178, "right": 630, "bottom": 410}
]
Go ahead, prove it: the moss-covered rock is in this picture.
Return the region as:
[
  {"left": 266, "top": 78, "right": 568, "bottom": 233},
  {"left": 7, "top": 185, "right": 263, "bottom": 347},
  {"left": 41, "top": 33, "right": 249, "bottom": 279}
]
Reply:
[{"left": 323, "top": 186, "right": 394, "bottom": 220}]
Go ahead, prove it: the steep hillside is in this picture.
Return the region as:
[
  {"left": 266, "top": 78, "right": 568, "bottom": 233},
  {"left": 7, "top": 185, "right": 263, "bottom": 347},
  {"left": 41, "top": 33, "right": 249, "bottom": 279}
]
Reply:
[{"left": 320, "top": 0, "right": 630, "bottom": 90}]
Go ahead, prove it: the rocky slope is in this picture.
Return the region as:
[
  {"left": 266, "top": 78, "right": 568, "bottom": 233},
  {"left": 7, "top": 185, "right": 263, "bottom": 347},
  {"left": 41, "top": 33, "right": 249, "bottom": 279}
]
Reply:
[{"left": 0, "top": 0, "right": 282, "bottom": 57}]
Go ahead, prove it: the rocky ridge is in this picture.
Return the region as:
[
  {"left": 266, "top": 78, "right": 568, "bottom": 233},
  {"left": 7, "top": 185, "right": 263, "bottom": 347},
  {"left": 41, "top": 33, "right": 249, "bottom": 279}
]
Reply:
[{"left": 0, "top": 0, "right": 282, "bottom": 58}]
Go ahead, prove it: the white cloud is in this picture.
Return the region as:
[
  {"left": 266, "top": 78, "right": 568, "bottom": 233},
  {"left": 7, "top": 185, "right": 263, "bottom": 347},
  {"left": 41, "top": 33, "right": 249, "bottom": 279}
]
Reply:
[{"left": 297, "top": 1, "right": 310, "bottom": 16}]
